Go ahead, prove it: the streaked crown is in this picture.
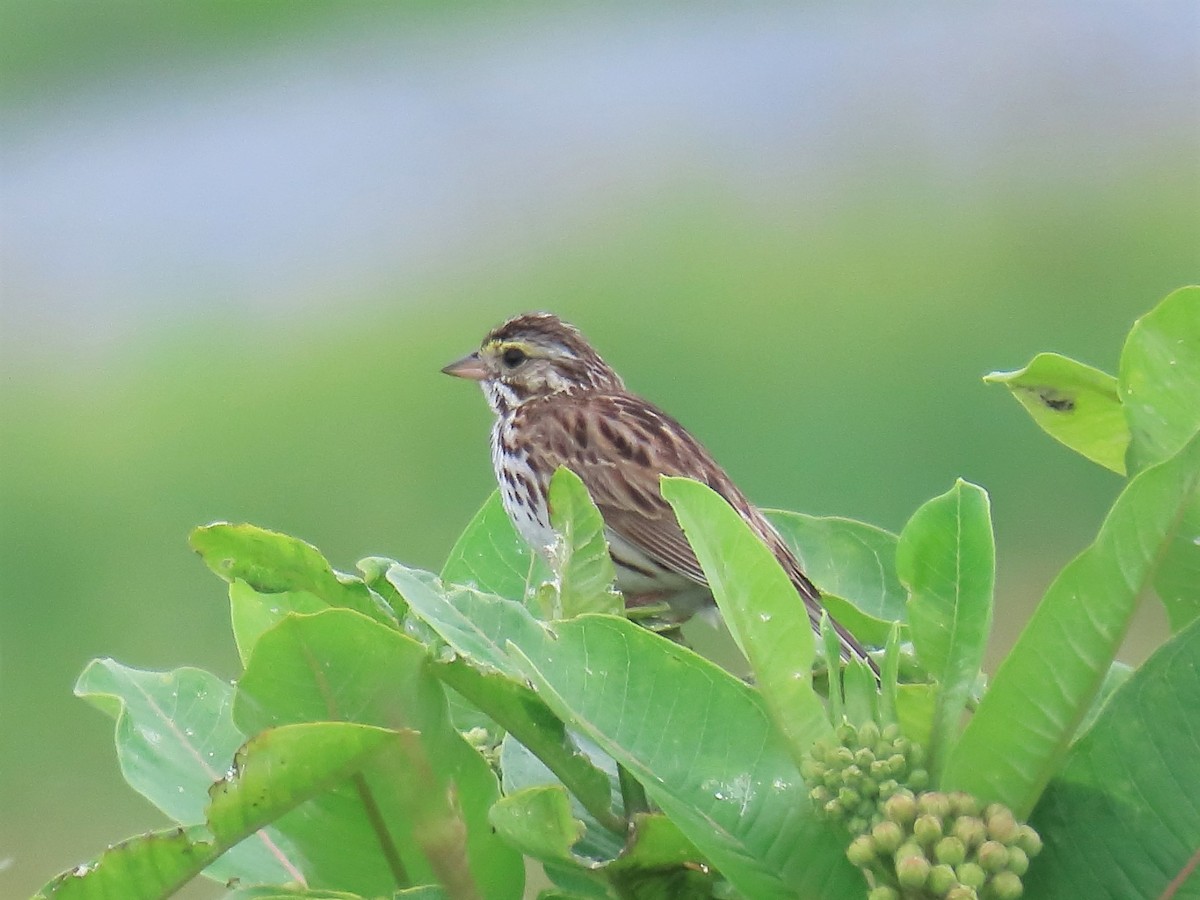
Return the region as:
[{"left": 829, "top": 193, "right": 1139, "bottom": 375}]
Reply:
[{"left": 443, "top": 312, "right": 624, "bottom": 414}]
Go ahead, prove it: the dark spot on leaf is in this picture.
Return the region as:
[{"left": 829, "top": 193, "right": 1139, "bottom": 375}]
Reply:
[{"left": 1038, "top": 389, "right": 1076, "bottom": 412}]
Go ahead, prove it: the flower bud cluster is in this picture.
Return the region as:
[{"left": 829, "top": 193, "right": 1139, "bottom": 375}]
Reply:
[
  {"left": 801, "top": 721, "right": 929, "bottom": 835},
  {"left": 852, "top": 791, "right": 1041, "bottom": 899},
  {"left": 802, "top": 722, "right": 1042, "bottom": 899}
]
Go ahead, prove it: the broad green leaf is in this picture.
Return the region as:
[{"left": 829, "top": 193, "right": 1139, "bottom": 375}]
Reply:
[
  {"left": 40, "top": 724, "right": 402, "bottom": 899},
  {"left": 439, "top": 661, "right": 621, "bottom": 838},
  {"left": 547, "top": 467, "right": 622, "bottom": 618},
  {"left": 74, "top": 660, "right": 297, "bottom": 884},
  {"left": 488, "top": 786, "right": 585, "bottom": 865},
  {"left": 897, "top": 480, "right": 995, "bottom": 780},
  {"left": 985, "top": 352, "right": 1128, "bottom": 474},
  {"left": 441, "top": 491, "right": 549, "bottom": 603},
  {"left": 1026, "top": 618, "right": 1200, "bottom": 899},
  {"left": 190, "top": 522, "right": 396, "bottom": 626},
  {"left": 35, "top": 827, "right": 216, "bottom": 900},
  {"left": 235, "top": 609, "right": 522, "bottom": 899},
  {"left": 207, "top": 722, "right": 404, "bottom": 842},
  {"left": 943, "top": 430, "right": 1200, "bottom": 817},
  {"left": 1120, "top": 287, "right": 1200, "bottom": 631},
  {"left": 389, "top": 564, "right": 548, "bottom": 679},
  {"left": 606, "top": 815, "right": 720, "bottom": 899},
  {"left": 662, "top": 477, "right": 830, "bottom": 766},
  {"left": 511, "top": 615, "right": 865, "bottom": 900},
  {"left": 1119, "top": 284, "right": 1200, "bottom": 473},
  {"left": 229, "top": 579, "right": 330, "bottom": 667},
  {"left": 768, "top": 511, "right": 906, "bottom": 629},
  {"left": 1075, "top": 661, "right": 1134, "bottom": 739},
  {"left": 391, "top": 563, "right": 623, "bottom": 833}
]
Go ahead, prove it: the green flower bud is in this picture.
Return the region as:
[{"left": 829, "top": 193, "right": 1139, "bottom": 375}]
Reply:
[
  {"left": 914, "top": 814, "right": 943, "bottom": 846},
  {"left": 886, "top": 753, "right": 908, "bottom": 775},
  {"left": 824, "top": 799, "right": 845, "bottom": 819},
  {"left": 948, "top": 791, "right": 980, "bottom": 818},
  {"left": 928, "top": 863, "right": 958, "bottom": 895},
  {"left": 955, "top": 862, "right": 986, "bottom": 890},
  {"left": 834, "top": 746, "right": 855, "bottom": 766},
  {"left": 1007, "top": 845, "right": 1030, "bottom": 876},
  {"left": 847, "top": 816, "right": 870, "bottom": 835},
  {"left": 843, "top": 764, "right": 864, "bottom": 785},
  {"left": 854, "top": 747, "right": 875, "bottom": 768},
  {"left": 945, "top": 887, "right": 979, "bottom": 900},
  {"left": 858, "top": 799, "right": 877, "bottom": 820},
  {"left": 872, "top": 819, "right": 904, "bottom": 854},
  {"left": 859, "top": 721, "right": 881, "bottom": 746},
  {"left": 882, "top": 723, "right": 902, "bottom": 742},
  {"left": 870, "top": 759, "right": 891, "bottom": 779},
  {"left": 895, "top": 841, "right": 925, "bottom": 864},
  {"left": 860, "top": 778, "right": 880, "bottom": 799},
  {"left": 908, "top": 768, "right": 930, "bottom": 791},
  {"left": 991, "top": 870, "right": 1024, "bottom": 899},
  {"left": 809, "top": 786, "right": 832, "bottom": 807},
  {"left": 908, "top": 743, "right": 926, "bottom": 767},
  {"left": 846, "top": 834, "right": 877, "bottom": 866},
  {"left": 987, "top": 807, "right": 1019, "bottom": 845},
  {"left": 897, "top": 853, "right": 932, "bottom": 889},
  {"left": 878, "top": 779, "right": 900, "bottom": 800},
  {"left": 919, "top": 791, "right": 952, "bottom": 819},
  {"left": 935, "top": 836, "right": 966, "bottom": 867},
  {"left": 885, "top": 790, "right": 919, "bottom": 825},
  {"left": 953, "top": 815, "right": 986, "bottom": 849},
  {"left": 978, "top": 840, "right": 1009, "bottom": 872},
  {"left": 838, "top": 787, "right": 862, "bottom": 809},
  {"left": 867, "top": 887, "right": 900, "bottom": 900},
  {"left": 1015, "top": 824, "right": 1043, "bottom": 857},
  {"left": 824, "top": 770, "right": 842, "bottom": 790},
  {"left": 837, "top": 722, "right": 858, "bottom": 745}
]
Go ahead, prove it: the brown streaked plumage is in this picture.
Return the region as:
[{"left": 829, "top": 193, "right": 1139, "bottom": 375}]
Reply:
[{"left": 443, "top": 311, "right": 874, "bottom": 669}]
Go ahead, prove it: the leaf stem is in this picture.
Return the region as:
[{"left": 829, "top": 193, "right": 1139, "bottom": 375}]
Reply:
[
  {"left": 352, "top": 772, "right": 410, "bottom": 888},
  {"left": 617, "top": 763, "right": 649, "bottom": 820}
]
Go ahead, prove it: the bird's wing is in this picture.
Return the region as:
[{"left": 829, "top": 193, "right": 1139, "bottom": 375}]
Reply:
[
  {"left": 520, "top": 392, "right": 710, "bottom": 584},
  {"left": 518, "top": 391, "right": 876, "bottom": 671}
]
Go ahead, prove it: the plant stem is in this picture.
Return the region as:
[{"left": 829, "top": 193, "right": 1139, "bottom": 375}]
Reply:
[{"left": 617, "top": 763, "right": 649, "bottom": 819}]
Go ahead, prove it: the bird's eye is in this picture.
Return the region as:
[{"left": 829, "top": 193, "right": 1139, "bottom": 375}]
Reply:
[{"left": 501, "top": 347, "right": 527, "bottom": 369}]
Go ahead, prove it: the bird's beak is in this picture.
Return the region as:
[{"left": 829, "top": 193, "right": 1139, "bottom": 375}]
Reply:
[{"left": 441, "top": 352, "right": 488, "bottom": 381}]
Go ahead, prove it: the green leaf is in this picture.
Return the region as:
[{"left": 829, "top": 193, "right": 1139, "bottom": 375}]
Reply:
[
  {"left": 897, "top": 480, "right": 995, "bottom": 781},
  {"left": 488, "top": 786, "right": 586, "bottom": 865},
  {"left": 389, "top": 564, "right": 548, "bottom": 680},
  {"left": 235, "top": 608, "right": 523, "bottom": 899},
  {"left": 441, "top": 491, "right": 549, "bottom": 603},
  {"left": 34, "top": 827, "right": 216, "bottom": 900},
  {"left": 606, "top": 815, "right": 720, "bottom": 899},
  {"left": 547, "top": 467, "right": 623, "bottom": 618},
  {"left": 73, "top": 659, "right": 298, "bottom": 884},
  {"left": 190, "top": 522, "right": 396, "bottom": 626},
  {"left": 1026, "top": 617, "right": 1200, "bottom": 899},
  {"left": 985, "top": 352, "right": 1129, "bottom": 474},
  {"left": 943, "top": 430, "right": 1200, "bottom": 817},
  {"left": 207, "top": 722, "right": 405, "bottom": 842},
  {"left": 438, "top": 660, "right": 622, "bottom": 839},
  {"left": 1118, "top": 289, "right": 1200, "bottom": 630},
  {"left": 1119, "top": 284, "right": 1200, "bottom": 473},
  {"left": 768, "top": 511, "right": 907, "bottom": 628},
  {"left": 391, "top": 562, "right": 626, "bottom": 836},
  {"left": 511, "top": 615, "right": 865, "bottom": 900},
  {"left": 661, "top": 477, "right": 831, "bottom": 766},
  {"left": 229, "top": 579, "right": 330, "bottom": 667}
]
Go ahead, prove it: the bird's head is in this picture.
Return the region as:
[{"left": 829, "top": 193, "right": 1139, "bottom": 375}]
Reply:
[{"left": 443, "top": 312, "right": 623, "bottom": 414}]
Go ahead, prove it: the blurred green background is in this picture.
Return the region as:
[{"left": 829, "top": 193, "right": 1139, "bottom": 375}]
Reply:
[{"left": 1, "top": 1, "right": 1196, "bottom": 895}]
